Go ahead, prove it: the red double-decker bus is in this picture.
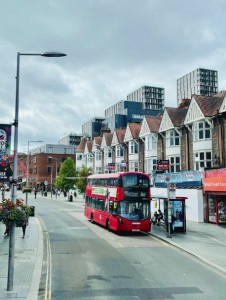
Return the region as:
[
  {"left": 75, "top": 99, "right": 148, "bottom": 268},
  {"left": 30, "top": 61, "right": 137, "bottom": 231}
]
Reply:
[{"left": 84, "top": 172, "right": 151, "bottom": 232}]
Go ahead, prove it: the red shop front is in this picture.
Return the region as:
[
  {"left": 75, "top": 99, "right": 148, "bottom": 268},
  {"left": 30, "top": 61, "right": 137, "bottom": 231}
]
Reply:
[{"left": 203, "top": 169, "right": 226, "bottom": 224}]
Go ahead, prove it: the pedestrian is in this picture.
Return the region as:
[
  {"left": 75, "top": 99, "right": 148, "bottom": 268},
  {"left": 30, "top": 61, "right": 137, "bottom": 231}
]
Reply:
[
  {"left": 157, "top": 209, "right": 163, "bottom": 225},
  {"left": 34, "top": 189, "right": 37, "bottom": 199},
  {"left": 22, "top": 220, "right": 28, "bottom": 238},
  {"left": 4, "top": 224, "right": 10, "bottom": 236}
]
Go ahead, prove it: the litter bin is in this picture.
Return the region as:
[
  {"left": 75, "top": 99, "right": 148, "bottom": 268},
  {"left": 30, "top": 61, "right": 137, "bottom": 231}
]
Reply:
[
  {"left": 30, "top": 206, "right": 35, "bottom": 217},
  {"left": 69, "top": 194, "right": 73, "bottom": 202},
  {"left": 64, "top": 191, "right": 67, "bottom": 197}
]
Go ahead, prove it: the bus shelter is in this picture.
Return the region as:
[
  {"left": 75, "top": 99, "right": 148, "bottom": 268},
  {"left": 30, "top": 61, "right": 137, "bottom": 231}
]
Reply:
[{"left": 151, "top": 196, "right": 187, "bottom": 233}]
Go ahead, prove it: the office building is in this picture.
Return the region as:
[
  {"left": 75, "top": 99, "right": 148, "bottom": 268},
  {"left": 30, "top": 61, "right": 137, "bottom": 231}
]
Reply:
[
  {"left": 58, "top": 133, "right": 83, "bottom": 147},
  {"left": 127, "top": 85, "right": 165, "bottom": 110},
  {"left": 104, "top": 100, "right": 163, "bottom": 132},
  {"left": 177, "top": 68, "right": 218, "bottom": 106},
  {"left": 82, "top": 117, "right": 105, "bottom": 140}
]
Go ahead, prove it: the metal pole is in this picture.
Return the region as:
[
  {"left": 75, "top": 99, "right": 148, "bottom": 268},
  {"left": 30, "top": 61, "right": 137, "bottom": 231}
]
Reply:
[
  {"left": 7, "top": 51, "right": 66, "bottom": 291},
  {"left": 25, "top": 141, "right": 29, "bottom": 205},
  {"left": 50, "top": 164, "right": 53, "bottom": 198},
  {"left": 7, "top": 52, "right": 20, "bottom": 291}
]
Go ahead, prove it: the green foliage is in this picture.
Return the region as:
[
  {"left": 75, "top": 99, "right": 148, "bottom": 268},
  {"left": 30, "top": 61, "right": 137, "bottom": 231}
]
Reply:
[
  {"left": 76, "top": 166, "right": 92, "bottom": 194},
  {"left": 56, "top": 157, "right": 77, "bottom": 192},
  {"left": 0, "top": 198, "right": 31, "bottom": 227}
]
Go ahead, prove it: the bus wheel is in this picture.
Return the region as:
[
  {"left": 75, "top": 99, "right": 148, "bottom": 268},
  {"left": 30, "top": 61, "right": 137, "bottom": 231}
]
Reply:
[
  {"left": 106, "top": 220, "right": 110, "bottom": 231},
  {"left": 90, "top": 214, "right": 94, "bottom": 223}
]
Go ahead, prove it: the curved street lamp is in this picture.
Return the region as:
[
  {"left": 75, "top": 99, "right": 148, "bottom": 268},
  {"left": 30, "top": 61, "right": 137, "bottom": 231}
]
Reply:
[{"left": 8, "top": 51, "right": 66, "bottom": 291}]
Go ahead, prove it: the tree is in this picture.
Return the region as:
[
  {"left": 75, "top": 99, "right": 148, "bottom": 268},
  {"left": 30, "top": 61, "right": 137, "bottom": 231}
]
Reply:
[
  {"left": 56, "top": 158, "right": 77, "bottom": 192},
  {"left": 76, "top": 166, "right": 92, "bottom": 194}
]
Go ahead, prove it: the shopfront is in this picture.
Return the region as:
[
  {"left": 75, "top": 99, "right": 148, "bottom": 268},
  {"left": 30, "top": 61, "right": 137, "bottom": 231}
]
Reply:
[{"left": 203, "top": 169, "right": 226, "bottom": 224}]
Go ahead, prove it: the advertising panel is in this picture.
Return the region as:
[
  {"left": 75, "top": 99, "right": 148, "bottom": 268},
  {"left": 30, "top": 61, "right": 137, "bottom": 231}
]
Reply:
[
  {"left": 0, "top": 124, "right": 12, "bottom": 182},
  {"left": 203, "top": 168, "right": 226, "bottom": 192}
]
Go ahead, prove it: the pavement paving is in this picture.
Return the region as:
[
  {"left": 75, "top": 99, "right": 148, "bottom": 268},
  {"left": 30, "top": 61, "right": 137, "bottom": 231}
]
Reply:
[{"left": 0, "top": 190, "right": 226, "bottom": 299}]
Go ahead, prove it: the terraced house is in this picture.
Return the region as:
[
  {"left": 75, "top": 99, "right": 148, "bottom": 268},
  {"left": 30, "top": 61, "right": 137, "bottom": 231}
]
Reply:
[{"left": 76, "top": 91, "right": 226, "bottom": 225}]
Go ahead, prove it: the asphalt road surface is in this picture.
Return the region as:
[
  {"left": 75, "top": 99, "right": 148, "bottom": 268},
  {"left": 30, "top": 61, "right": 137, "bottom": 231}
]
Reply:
[{"left": 33, "top": 197, "right": 226, "bottom": 300}]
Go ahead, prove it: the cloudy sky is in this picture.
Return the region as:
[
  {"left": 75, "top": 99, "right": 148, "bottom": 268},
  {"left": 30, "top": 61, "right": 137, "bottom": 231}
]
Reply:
[{"left": 1, "top": 0, "right": 226, "bottom": 152}]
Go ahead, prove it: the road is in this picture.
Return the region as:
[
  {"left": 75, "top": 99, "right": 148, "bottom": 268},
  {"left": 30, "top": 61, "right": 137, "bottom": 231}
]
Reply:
[{"left": 31, "top": 196, "right": 226, "bottom": 300}]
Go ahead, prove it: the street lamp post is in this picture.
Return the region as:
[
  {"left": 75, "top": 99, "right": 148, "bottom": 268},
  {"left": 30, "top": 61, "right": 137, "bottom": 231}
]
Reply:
[
  {"left": 48, "top": 156, "right": 58, "bottom": 198},
  {"left": 26, "top": 140, "right": 43, "bottom": 204},
  {"left": 8, "top": 51, "right": 66, "bottom": 291}
]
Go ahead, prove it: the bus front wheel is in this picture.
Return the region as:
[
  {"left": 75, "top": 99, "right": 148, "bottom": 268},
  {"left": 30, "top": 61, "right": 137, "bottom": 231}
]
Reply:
[
  {"left": 106, "top": 220, "right": 110, "bottom": 231},
  {"left": 90, "top": 214, "right": 94, "bottom": 223}
]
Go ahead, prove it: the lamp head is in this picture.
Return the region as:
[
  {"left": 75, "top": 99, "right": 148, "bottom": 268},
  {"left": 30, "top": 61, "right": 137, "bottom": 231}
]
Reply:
[{"left": 41, "top": 52, "right": 67, "bottom": 57}]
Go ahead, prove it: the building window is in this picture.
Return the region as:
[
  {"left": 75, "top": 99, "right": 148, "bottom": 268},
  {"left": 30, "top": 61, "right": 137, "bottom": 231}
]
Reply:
[
  {"left": 95, "top": 151, "right": 102, "bottom": 161},
  {"left": 116, "top": 145, "right": 124, "bottom": 157},
  {"left": 169, "top": 157, "right": 180, "bottom": 172},
  {"left": 129, "top": 161, "right": 139, "bottom": 172},
  {"left": 77, "top": 154, "right": 83, "bottom": 161},
  {"left": 146, "top": 135, "right": 157, "bottom": 150},
  {"left": 87, "top": 154, "right": 93, "bottom": 163},
  {"left": 169, "top": 130, "right": 180, "bottom": 146},
  {"left": 47, "top": 166, "right": 52, "bottom": 174},
  {"left": 195, "top": 152, "right": 212, "bottom": 170},
  {"left": 130, "top": 141, "right": 138, "bottom": 154},
  {"left": 108, "top": 148, "right": 112, "bottom": 158},
  {"left": 95, "top": 166, "right": 102, "bottom": 174},
  {"left": 145, "top": 158, "right": 157, "bottom": 174},
  {"left": 193, "top": 122, "right": 211, "bottom": 141}
]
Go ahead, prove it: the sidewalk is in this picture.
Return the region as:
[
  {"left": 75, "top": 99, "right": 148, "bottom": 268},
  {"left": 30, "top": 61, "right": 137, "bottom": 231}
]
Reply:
[
  {"left": 1, "top": 191, "right": 226, "bottom": 299},
  {"left": 0, "top": 214, "right": 43, "bottom": 300},
  {"left": 150, "top": 220, "right": 226, "bottom": 275}
]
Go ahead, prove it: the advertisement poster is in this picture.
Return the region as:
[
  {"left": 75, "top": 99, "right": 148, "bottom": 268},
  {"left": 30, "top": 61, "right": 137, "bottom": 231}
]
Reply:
[
  {"left": 172, "top": 201, "right": 183, "bottom": 228},
  {"left": 0, "top": 124, "right": 12, "bottom": 181}
]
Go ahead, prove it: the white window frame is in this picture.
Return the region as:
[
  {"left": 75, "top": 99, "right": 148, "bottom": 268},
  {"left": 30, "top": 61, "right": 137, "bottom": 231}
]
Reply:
[
  {"left": 195, "top": 151, "right": 212, "bottom": 170},
  {"left": 193, "top": 121, "right": 211, "bottom": 141},
  {"left": 116, "top": 145, "right": 124, "bottom": 157},
  {"left": 169, "top": 156, "right": 180, "bottom": 173},
  {"left": 169, "top": 130, "right": 180, "bottom": 146},
  {"left": 130, "top": 141, "right": 138, "bottom": 154}
]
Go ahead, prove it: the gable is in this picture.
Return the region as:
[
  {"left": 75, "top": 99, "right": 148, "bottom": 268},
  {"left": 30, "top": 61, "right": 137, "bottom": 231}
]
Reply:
[
  {"left": 101, "top": 136, "right": 107, "bottom": 148},
  {"left": 139, "top": 118, "right": 150, "bottom": 137},
  {"left": 159, "top": 110, "right": 174, "bottom": 132},
  {"left": 184, "top": 97, "right": 204, "bottom": 125},
  {"left": 219, "top": 95, "right": 226, "bottom": 113},
  {"left": 111, "top": 131, "right": 119, "bottom": 145},
  {"left": 124, "top": 125, "right": 133, "bottom": 142}
]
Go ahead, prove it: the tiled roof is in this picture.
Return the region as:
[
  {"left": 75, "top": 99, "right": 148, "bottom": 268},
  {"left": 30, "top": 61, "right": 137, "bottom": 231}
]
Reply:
[
  {"left": 93, "top": 136, "right": 102, "bottom": 149},
  {"left": 103, "top": 132, "right": 113, "bottom": 146},
  {"left": 145, "top": 115, "right": 162, "bottom": 133},
  {"left": 128, "top": 123, "right": 141, "bottom": 139},
  {"left": 194, "top": 91, "right": 226, "bottom": 117},
  {"left": 87, "top": 141, "right": 93, "bottom": 152},
  {"left": 166, "top": 106, "right": 189, "bottom": 127},
  {"left": 76, "top": 137, "right": 87, "bottom": 152},
  {"left": 115, "top": 128, "right": 126, "bottom": 143}
]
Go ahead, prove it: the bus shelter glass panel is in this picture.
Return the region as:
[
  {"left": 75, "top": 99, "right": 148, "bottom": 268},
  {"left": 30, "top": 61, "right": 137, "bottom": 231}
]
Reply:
[
  {"left": 171, "top": 200, "right": 186, "bottom": 233},
  {"left": 218, "top": 196, "right": 226, "bottom": 224},
  {"left": 208, "top": 195, "right": 216, "bottom": 223}
]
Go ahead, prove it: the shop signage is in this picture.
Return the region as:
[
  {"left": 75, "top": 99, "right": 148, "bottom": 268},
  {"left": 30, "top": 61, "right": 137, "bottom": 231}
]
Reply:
[
  {"left": 154, "top": 171, "right": 202, "bottom": 188},
  {"left": 107, "top": 163, "right": 115, "bottom": 170},
  {"left": 157, "top": 159, "right": 170, "bottom": 170},
  {"left": 203, "top": 168, "right": 226, "bottom": 192}
]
